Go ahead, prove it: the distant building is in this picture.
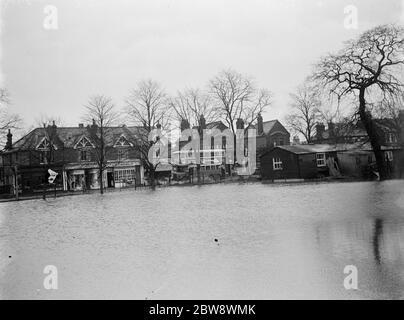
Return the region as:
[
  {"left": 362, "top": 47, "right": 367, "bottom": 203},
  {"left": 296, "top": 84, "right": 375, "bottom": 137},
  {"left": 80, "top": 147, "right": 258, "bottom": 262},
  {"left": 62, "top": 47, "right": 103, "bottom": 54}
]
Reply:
[
  {"left": 252, "top": 114, "right": 290, "bottom": 150},
  {"left": 313, "top": 117, "right": 402, "bottom": 148}
]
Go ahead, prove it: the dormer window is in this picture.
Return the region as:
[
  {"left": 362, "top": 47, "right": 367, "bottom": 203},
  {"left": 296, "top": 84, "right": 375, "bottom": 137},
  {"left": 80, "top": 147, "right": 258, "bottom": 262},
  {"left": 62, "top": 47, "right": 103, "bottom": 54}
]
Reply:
[
  {"left": 117, "top": 149, "right": 128, "bottom": 161},
  {"left": 386, "top": 133, "right": 397, "bottom": 144},
  {"left": 80, "top": 150, "right": 90, "bottom": 162}
]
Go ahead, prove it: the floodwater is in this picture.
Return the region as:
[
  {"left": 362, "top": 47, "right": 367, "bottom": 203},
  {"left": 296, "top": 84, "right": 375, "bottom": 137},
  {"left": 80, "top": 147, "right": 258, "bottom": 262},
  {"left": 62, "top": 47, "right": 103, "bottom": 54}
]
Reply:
[{"left": 1, "top": 181, "right": 404, "bottom": 299}]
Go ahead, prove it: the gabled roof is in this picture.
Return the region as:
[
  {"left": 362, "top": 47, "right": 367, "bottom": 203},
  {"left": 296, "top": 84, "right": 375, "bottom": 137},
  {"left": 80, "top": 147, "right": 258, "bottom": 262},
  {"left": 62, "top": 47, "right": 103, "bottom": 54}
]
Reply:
[
  {"left": 5, "top": 125, "right": 144, "bottom": 152},
  {"left": 73, "top": 135, "right": 95, "bottom": 149},
  {"left": 113, "top": 134, "right": 133, "bottom": 147},
  {"left": 249, "top": 119, "right": 288, "bottom": 136},
  {"left": 205, "top": 121, "right": 228, "bottom": 130},
  {"left": 262, "top": 120, "right": 277, "bottom": 134}
]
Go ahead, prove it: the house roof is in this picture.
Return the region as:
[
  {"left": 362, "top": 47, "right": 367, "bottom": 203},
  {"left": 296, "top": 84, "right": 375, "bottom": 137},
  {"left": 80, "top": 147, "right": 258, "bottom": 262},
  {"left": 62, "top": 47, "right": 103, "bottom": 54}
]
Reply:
[
  {"left": 264, "top": 142, "right": 400, "bottom": 156},
  {"left": 316, "top": 119, "right": 398, "bottom": 141},
  {"left": 205, "top": 121, "right": 228, "bottom": 130},
  {"left": 249, "top": 119, "right": 287, "bottom": 136},
  {"left": 262, "top": 120, "right": 277, "bottom": 134},
  {"left": 5, "top": 125, "right": 145, "bottom": 152}
]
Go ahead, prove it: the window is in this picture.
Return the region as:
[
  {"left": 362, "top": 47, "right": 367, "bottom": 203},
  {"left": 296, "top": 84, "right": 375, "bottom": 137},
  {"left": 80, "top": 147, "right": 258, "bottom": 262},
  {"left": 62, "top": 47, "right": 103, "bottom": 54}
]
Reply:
[
  {"left": 386, "top": 133, "right": 397, "bottom": 143},
  {"left": 273, "top": 158, "right": 283, "bottom": 170},
  {"left": 39, "top": 151, "right": 47, "bottom": 164},
  {"left": 278, "top": 138, "right": 284, "bottom": 146},
  {"left": 117, "top": 149, "right": 129, "bottom": 161},
  {"left": 385, "top": 151, "right": 393, "bottom": 162},
  {"left": 316, "top": 153, "right": 326, "bottom": 167},
  {"left": 114, "top": 169, "right": 136, "bottom": 182},
  {"left": 80, "top": 150, "right": 90, "bottom": 161}
]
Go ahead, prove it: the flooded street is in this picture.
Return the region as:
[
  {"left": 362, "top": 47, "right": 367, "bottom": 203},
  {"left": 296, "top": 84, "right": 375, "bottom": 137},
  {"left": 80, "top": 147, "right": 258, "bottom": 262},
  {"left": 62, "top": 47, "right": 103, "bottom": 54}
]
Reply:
[{"left": 1, "top": 181, "right": 404, "bottom": 299}]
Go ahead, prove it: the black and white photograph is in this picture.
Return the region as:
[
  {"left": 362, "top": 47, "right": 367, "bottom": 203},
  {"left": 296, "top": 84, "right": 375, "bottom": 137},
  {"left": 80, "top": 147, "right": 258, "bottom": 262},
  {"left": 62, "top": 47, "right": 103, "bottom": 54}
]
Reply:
[{"left": 1, "top": 0, "right": 404, "bottom": 306}]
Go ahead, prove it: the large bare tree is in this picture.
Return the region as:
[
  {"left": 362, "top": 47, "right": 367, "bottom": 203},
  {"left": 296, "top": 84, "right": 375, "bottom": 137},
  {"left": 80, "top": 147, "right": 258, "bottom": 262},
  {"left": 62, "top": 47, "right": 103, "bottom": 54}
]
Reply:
[
  {"left": 209, "top": 69, "right": 271, "bottom": 133},
  {"left": 83, "top": 95, "right": 119, "bottom": 194},
  {"left": 0, "top": 88, "right": 21, "bottom": 146},
  {"left": 170, "top": 88, "right": 218, "bottom": 129},
  {"left": 313, "top": 24, "right": 404, "bottom": 179},
  {"left": 286, "top": 84, "right": 321, "bottom": 143},
  {"left": 125, "top": 79, "right": 169, "bottom": 187}
]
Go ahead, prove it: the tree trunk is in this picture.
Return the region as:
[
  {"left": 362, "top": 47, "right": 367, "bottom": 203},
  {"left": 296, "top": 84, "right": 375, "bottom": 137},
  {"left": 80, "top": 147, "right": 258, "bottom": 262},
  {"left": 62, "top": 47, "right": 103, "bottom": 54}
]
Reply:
[
  {"left": 358, "top": 89, "right": 387, "bottom": 180},
  {"left": 150, "top": 167, "right": 156, "bottom": 189},
  {"left": 99, "top": 168, "right": 104, "bottom": 194}
]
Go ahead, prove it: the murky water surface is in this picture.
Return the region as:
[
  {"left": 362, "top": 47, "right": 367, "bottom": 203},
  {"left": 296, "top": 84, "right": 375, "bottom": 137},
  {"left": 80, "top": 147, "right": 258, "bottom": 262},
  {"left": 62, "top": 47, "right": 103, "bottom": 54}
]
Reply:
[{"left": 1, "top": 181, "right": 404, "bottom": 299}]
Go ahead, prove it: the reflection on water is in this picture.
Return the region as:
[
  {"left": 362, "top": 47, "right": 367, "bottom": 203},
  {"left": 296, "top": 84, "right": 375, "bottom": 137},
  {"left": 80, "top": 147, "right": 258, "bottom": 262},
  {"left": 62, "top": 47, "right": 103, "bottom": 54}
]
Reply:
[
  {"left": 1, "top": 180, "right": 404, "bottom": 299},
  {"left": 373, "top": 218, "right": 383, "bottom": 265}
]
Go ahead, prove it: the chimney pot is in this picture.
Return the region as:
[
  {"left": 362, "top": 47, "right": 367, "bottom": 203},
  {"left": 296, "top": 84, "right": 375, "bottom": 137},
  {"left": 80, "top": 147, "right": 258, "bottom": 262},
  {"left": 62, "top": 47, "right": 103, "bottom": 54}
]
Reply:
[
  {"left": 316, "top": 123, "right": 325, "bottom": 141},
  {"left": 5, "top": 129, "right": 12, "bottom": 150},
  {"left": 236, "top": 118, "right": 245, "bottom": 129},
  {"left": 180, "top": 118, "right": 190, "bottom": 131},
  {"left": 257, "top": 113, "right": 263, "bottom": 135}
]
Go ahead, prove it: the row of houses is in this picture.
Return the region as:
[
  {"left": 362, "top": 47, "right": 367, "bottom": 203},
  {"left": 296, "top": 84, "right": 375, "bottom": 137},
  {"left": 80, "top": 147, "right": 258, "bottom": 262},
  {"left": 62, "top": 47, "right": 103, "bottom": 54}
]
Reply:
[
  {"left": 1, "top": 111, "right": 403, "bottom": 196},
  {"left": 0, "top": 114, "right": 291, "bottom": 196},
  {"left": 0, "top": 122, "right": 145, "bottom": 195}
]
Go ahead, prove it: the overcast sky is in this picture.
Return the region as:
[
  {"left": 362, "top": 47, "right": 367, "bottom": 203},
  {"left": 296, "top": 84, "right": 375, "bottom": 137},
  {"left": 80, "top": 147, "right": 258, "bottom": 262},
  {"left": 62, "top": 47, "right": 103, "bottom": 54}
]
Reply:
[{"left": 1, "top": 0, "right": 403, "bottom": 133}]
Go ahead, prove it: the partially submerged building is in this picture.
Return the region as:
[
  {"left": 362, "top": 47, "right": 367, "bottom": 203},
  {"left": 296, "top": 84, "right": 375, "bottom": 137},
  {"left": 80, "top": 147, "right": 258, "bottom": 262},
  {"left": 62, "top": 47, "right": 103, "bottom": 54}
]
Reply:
[{"left": 0, "top": 122, "right": 145, "bottom": 195}]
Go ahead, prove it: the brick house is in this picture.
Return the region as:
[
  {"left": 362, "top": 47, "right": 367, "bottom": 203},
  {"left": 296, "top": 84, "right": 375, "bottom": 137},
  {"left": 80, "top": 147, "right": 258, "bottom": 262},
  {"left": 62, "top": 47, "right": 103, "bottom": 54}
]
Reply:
[{"left": 0, "top": 122, "right": 145, "bottom": 195}]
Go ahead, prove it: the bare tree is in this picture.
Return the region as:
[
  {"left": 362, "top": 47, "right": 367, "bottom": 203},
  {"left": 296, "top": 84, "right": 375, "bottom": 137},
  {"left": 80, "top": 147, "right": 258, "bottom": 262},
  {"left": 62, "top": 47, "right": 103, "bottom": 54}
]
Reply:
[
  {"left": 170, "top": 88, "right": 218, "bottom": 129},
  {"left": 35, "top": 114, "right": 64, "bottom": 128},
  {"left": 0, "top": 88, "right": 21, "bottom": 146},
  {"left": 209, "top": 69, "right": 271, "bottom": 133},
  {"left": 313, "top": 24, "right": 404, "bottom": 179},
  {"left": 286, "top": 84, "right": 321, "bottom": 143},
  {"left": 83, "top": 95, "right": 119, "bottom": 194},
  {"left": 125, "top": 79, "right": 169, "bottom": 187}
]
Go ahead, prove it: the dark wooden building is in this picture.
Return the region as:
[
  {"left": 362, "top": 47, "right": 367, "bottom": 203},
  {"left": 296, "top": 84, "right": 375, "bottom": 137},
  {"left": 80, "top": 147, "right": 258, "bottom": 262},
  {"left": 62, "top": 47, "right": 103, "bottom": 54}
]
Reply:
[{"left": 260, "top": 144, "right": 340, "bottom": 181}]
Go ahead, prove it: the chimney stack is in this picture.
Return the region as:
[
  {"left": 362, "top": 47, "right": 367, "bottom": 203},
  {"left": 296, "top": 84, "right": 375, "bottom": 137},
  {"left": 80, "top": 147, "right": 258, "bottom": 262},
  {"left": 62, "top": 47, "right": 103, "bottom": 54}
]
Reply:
[
  {"left": 328, "top": 121, "right": 335, "bottom": 138},
  {"left": 236, "top": 118, "right": 244, "bottom": 129},
  {"left": 180, "top": 118, "right": 190, "bottom": 131},
  {"left": 257, "top": 113, "right": 263, "bottom": 135},
  {"left": 5, "top": 129, "right": 12, "bottom": 150},
  {"left": 316, "top": 123, "right": 325, "bottom": 142}
]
